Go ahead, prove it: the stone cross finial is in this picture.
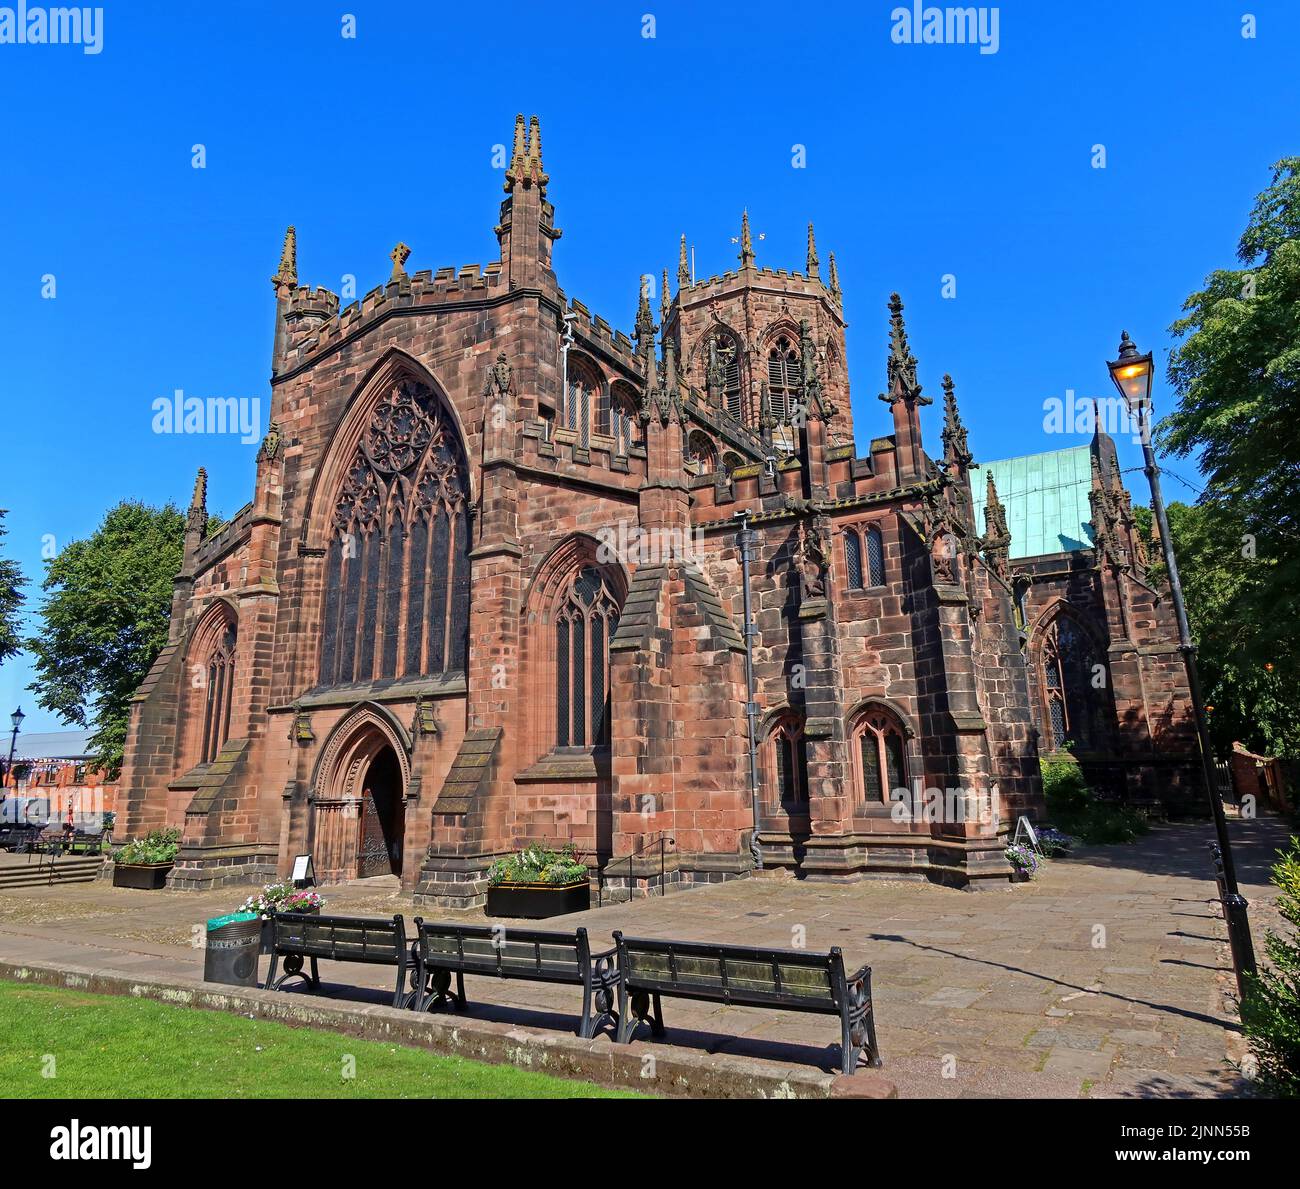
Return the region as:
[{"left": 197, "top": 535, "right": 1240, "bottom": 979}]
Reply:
[{"left": 390, "top": 242, "right": 411, "bottom": 281}]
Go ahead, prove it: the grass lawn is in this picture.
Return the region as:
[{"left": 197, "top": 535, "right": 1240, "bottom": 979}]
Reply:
[{"left": 0, "top": 979, "right": 639, "bottom": 1098}]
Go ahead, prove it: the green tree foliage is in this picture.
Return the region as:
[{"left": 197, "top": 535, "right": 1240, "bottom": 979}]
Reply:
[
  {"left": 1157, "top": 158, "right": 1300, "bottom": 758},
  {"left": 26, "top": 503, "right": 191, "bottom": 776},
  {"left": 0, "top": 510, "right": 25, "bottom": 666},
  {"left": 1242, "top": 836, "right": 1300, "bottom": 1097},
  {"left": 1135, "top": 502, "right": 1298, "bottom": 757}
]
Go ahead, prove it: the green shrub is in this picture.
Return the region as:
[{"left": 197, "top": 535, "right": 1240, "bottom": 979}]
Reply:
[
  {"left": 488, "top": 842, "right": 588, "bottom": 887},
  {"left": 1041, "top": 754, "right": 1148, "bottom": 845},
  {"left": 1242, "top": 836, "right": 1300, "bottom": 1097},
  {"left": 113, "top": 827, "right": 181, "bottom": 866}
]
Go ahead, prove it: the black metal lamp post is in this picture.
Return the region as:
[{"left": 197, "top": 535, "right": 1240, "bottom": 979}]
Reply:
[
  {"left": 734, "top": 510, "right": 763, "bottom": 869},
  {"left": 3, "top": 706, "right": 24, "bottom": 825},
  {"left": 1106, "top": 332, "right": 1256, "bottom": 996}
]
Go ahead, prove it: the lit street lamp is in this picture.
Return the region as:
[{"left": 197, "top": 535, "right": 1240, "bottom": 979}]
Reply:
[
  {"left": 3, "top": 707, "right": 24, "bottom": 825},
  {"left": 1106, "top": 332, "right": 1256, "bottom": 995}
]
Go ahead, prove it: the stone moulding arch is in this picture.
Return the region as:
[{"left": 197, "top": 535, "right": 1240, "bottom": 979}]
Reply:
[
  {"left": 524, "top": 532, "right": 629, "bottom": 620},
  {"left": 844, "top": 695, "right": 916, "bottom": 740},
  {"left": 299, "top": 346, "right": 474, "bottom": 552},
  {"left": 1026, "top": 597, "right": 1105, "bottom": 650},
  {"left": 184, "top": 596, "right": 239, "bottom": 661},
  {"left": 310, "top": 701, "right": 412, "bottom": 803}
]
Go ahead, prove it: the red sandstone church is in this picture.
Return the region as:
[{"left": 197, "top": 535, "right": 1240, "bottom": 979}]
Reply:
[{"left": 117, "top": 116, "right": 1197, "bottom": 903}]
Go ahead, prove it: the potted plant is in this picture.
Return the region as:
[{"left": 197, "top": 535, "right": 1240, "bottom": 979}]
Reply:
[
  {"left": 111, "top": 827, "right": 181, "bottom": 889},
  {"left": 239, "top": 882, "right": 325, "bottom": 953},
  {"left": 486, "top": 842, "right": 590, "bottom": 919},
  {"left": 1005, "top": 842, "right": 1042, "bottom": 882}
]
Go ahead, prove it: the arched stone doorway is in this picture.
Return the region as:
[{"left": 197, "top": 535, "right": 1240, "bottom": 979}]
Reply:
[
  {"left": 357, "top": 745, "right": 405, "bottom": 878},
  {"left": 311, "top": 707, "right": 410, "bottom": 883}
]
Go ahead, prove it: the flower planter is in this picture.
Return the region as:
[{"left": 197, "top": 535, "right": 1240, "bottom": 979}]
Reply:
[
  {"left": 112, "top": 862, "right": 173, "bottom": 890},
  {"left": 486, "top": 880, "right": 590, "bottom": 919}
]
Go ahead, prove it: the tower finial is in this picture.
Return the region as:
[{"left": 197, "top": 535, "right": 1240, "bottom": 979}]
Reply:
[
  {"left": 678, "top": 234, "right": 690, "bottom": 287},
  {"left": 941, "top": 374, "right": 972, "bottom": 469},
  {"left": 981, "top": 471, "right": 1012, "bottom": 580},
  {"left": 187, "top": 467, "right": 208, "bottom": 537},
  {"left": 828, "top": 251, "right": 841, "bottom": 302},
  {"left": 660, "top": 268, "right": 670, "bottom": 324},
  {"left": 806, "top": 221, "right": 820, "bottom": 279},
  {"left": 739, "top": 209, "right": 755, "bottom": 269},
  {"left": 272, "top": 225, "right": 297, "bottom": 288},
  {"left": 505, "top": 114, "right": 548, "bottom": 194},
  {"left": 635, "top": 275, "right": 657, "bottom": 362},
  {"left": 881, "top": 293, "right": 930, "bottom": 407}
]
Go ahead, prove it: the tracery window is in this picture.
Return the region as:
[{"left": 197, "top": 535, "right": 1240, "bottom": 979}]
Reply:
[
  {"left": 767, "top": 713, "right": 808, "bottom": 808},
  {"left": 1039, "top": 614, "right": 1101, "bottom": 751},
  {"left": 555, "top": 566, "right": 621, "bottom": 748},
  {"left": 200, "top": 622, "right": 237, "bottom": 764},
  {"left": 565, "top": 357, "right": 599, "bottom": 449},
  {"left": 852, "top": 705, "right": 908, "bottom": 805},
  {"left": 607, "top": 380, "right": 639, "bottom": 456},
  {"left": 319, "top": 379, "right": 470, "bottom": 687}
]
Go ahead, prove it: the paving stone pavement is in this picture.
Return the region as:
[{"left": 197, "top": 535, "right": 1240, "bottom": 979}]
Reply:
[{"left": 0, "top": 818, "right": 1290, "bottom": 1098}]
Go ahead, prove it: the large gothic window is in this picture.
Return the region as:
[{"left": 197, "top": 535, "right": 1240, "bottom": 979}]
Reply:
[
  {"left": 852, "top": 705, "right": 908, "bottom": 805},
  {"left": 319, "top": 379, "right": 470, "bottom": 687},
  {"left": 555, "top": 566, "right": 621, "bottom": 748},
  {"left": 1039, "top": 614, "right": 1102, "bottom": 751},
  {"left": 184, "top": 603, "right": 238, "bottom": 770}
]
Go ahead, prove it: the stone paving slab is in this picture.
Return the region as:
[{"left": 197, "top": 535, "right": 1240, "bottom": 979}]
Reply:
[{"left": 0, "top": 818, "right": 1289, "bottom": 1098}]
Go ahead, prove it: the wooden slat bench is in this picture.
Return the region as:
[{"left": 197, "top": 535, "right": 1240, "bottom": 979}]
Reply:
[
  {"left": 265, "top": 912, "right": 410, "bottom": 1009},
  {"left": 411, "top": 919, "right": 619, "bottom": 1039},
  {"left": 612, "top": 931, "right": 882, "bottom": 1075}
]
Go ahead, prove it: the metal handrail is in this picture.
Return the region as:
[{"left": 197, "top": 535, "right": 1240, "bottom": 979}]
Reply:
[{"left": 597, "top": 833, "right": 675, "bottom": 908}]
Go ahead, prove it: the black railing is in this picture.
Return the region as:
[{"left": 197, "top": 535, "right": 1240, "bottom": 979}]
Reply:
[{"left": 597, "top": 833, "right": 675, "bottom": 908}]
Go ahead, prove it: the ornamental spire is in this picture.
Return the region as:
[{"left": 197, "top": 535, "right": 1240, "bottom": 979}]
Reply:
[
  {"left": 739, "top": 209, "right": 755, "bottom": 269},
  {"left": 678, "top": 234, "right": 690, "bottom": 287},
  {"left": 187, "top": 467, "right": 208, "bottom": 537},
  {"left": 981, "top": 471, "right": 1012, "bottom": 580},
  {"left": 504, "top": 113, "right": 549, "bottom": 194},
  {"left": 806, "top": 221, "right": 820, "bottom": 279},
  {"left": 634, "top": 275, "right": 657, "bottom": 365},
  {"left": 941, "top": 374, "right": 972, "bottom": 469},
  {"left": 828, "top": 251, "right": 841, "bottom": 303},
  {"left": 882, "top": 292, "right": 928, "bottom": 405},
  {"left": 272, "top": 225, "right": 297, "bottom": 288}
]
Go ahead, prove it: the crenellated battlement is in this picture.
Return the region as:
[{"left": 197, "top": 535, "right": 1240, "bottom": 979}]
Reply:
[{"left": 559, "top": 292, "right": 644, "bottom": 376}]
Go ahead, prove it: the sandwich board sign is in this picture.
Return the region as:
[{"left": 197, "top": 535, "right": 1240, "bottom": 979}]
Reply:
[
  {"left": 291, "top": 853, "right": 316, "bottom": 888},
  {"left": 1012, "top": 816, "right": 1040, "bottom": 853}
]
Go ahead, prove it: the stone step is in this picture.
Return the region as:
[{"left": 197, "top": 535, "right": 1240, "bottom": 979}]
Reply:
[{"left": 0, "top": 857, "right": 104, "bottom": 889}]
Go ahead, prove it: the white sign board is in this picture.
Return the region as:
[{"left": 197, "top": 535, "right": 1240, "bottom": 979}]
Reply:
[{"left": 291, "top": 853, "right": 315, "bottom": 888}]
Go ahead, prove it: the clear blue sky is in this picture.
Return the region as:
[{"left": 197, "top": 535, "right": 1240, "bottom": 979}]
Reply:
[{"left": 1, "top": 0, "right": 1296, "bottom": 733}]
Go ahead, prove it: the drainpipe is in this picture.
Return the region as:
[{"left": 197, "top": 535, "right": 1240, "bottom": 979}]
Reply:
[{"left": 735, "top": 510, "right": 762, "bottom": 869}]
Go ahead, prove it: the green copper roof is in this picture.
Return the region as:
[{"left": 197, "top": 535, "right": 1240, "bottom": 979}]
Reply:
[{"left": 971, "top": 446, "right": 1095, "bottom": 560}]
